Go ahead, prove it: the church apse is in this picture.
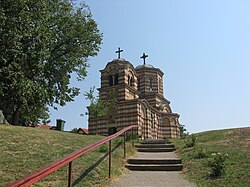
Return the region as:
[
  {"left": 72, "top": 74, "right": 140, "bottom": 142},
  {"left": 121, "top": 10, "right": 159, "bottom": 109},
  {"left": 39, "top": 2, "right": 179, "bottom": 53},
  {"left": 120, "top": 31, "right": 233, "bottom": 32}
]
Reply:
[{"left": 88, "top": 49, "right": 180, "bottom": 139}]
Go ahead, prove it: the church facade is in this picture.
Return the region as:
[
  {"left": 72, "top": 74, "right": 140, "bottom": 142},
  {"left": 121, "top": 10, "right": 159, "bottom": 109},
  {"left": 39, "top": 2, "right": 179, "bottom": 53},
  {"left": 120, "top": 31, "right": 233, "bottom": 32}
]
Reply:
[{"left": 88, "top": 54, "right": 180, "bottom": 139}]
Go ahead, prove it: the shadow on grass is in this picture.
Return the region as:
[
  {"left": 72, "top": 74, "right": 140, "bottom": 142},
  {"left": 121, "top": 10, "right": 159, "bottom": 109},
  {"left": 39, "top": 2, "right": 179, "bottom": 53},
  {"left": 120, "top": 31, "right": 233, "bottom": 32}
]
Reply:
[{"left": 72, "top": 141, "right": 122, "bottom": 186}]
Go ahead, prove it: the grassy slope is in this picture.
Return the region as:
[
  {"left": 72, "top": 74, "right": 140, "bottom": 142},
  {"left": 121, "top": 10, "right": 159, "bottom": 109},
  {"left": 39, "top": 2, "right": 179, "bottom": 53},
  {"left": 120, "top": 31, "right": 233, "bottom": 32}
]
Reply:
[
  {"left": 0, "top": 125, "right": 135, "bottom": 187},
  {"left": 172, "top": 127, "right": 250, "bottom": 187}
]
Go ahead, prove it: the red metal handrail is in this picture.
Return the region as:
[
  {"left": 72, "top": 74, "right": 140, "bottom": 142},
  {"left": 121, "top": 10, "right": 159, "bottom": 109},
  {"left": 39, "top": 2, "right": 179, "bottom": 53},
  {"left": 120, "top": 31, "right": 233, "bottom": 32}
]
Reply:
[{"left": 6, "top": 125, "right": 138, "bottom": 187}]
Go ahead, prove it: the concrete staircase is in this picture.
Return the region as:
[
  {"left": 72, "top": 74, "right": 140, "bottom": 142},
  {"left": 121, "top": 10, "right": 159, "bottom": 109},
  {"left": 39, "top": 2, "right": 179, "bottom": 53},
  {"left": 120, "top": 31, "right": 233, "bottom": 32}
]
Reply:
[{"left": 126, "top": 139, "right": 183, "bottom": 171}]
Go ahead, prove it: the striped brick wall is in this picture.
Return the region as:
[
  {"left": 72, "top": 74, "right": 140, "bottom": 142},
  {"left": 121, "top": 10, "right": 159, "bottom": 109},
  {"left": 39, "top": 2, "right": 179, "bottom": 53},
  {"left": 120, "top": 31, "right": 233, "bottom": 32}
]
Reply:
[{"left": 88, "top": 59, "right": 180, "bottom": 138}]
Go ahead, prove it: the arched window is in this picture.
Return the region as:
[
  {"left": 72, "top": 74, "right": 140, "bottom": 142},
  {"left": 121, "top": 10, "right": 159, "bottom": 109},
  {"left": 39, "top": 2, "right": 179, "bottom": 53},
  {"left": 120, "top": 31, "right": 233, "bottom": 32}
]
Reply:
[
  {"left": 109, "top": 75, "right": 113, "bottom": 86},
  {"left": 109, "top": 74, "right": 119, "bottom": 86},
  {"left": 130, "top": 77, "right": 133, "bottom": 86},
  {"left": 149, "top": 79, "right": 153, "bottom": 91},
  {"left": 128, "top": 74, "right": 134, "bottom": 87},
  {"left": 151, "top": 113, "right": 155, "bottom": 128},
  {"left": 138, "top": 78, "right": 141, "bottom": 92},
  {"left": 114, "top": 74, "right": 118, "bottom": 85}
]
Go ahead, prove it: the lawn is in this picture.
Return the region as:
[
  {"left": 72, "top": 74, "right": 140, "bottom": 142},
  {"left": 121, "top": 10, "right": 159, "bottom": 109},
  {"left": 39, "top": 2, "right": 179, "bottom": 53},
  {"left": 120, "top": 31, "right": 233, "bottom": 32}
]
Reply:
[
  {"left": 172, "top": 127, "right": 250, "bottom": 187},
  {"left": 0, "top": 125, "right": 135, "bottom": 187}
]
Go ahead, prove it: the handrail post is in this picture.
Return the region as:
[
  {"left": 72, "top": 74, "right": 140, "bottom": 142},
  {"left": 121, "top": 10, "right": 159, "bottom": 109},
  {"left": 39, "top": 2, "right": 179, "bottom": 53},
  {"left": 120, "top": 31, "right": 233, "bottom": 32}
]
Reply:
[
  {"left": 68, "top": 161, "right": 73, "bottom": 187},
  {"left": 108, "top": 140, "right": 112, "bottom": 179},
  {"left": 124, "top": 132, "right": 126, "bottom": 159}
]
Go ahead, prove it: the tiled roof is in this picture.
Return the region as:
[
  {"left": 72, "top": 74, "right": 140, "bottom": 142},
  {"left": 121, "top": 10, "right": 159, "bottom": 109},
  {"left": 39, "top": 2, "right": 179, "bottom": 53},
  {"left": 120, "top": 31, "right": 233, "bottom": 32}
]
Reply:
[
  {"left": 36, "top": 124, "right": 52, "bottom": 129},
  {"left": 78, "top": 128, "right": 88, "bottom": 134}
]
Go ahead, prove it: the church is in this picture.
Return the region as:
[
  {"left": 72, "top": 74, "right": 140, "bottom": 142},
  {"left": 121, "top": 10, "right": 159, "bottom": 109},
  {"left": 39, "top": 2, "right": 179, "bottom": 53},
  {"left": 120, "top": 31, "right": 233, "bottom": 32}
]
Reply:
[{"left": 88, "top": 49, "right": 180, "bottom": 139}]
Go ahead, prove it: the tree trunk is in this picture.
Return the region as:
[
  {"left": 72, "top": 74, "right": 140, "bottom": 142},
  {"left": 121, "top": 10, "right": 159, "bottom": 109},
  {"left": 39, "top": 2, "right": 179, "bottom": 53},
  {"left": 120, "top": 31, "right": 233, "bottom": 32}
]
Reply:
[{"left": 12, "top": 109, "right": 20, "bottom": 125}]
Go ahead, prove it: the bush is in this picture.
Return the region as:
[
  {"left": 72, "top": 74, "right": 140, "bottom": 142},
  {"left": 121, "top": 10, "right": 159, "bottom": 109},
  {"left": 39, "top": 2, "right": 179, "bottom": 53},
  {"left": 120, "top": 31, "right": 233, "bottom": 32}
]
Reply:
[
  {"left": 193, "top": 146, "right": 207, "bottom": 159},
  {"left": 208, "top": 152, "right": 228, "bottom": 177},
  {"left": 126, "top": 132, "right": 138, "bottom": 141},
  {"left": 184, "top": 134, "right": 197, "bottom": 148}
]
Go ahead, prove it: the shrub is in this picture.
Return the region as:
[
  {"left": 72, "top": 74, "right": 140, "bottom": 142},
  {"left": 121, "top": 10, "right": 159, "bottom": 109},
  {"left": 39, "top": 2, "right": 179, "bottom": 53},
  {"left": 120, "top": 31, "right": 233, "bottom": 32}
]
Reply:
[
  {"left": 193, "top": 146, "right": 207, "bottom": 159},
  {"left": 184, "top": 134, "right": 197, "bottom": 148},
  {"left": 208, "top": 152, "right": 228, "bottom": 177},
  {"left": 125, "top": 132, "right": 138, "bottom": 141}
]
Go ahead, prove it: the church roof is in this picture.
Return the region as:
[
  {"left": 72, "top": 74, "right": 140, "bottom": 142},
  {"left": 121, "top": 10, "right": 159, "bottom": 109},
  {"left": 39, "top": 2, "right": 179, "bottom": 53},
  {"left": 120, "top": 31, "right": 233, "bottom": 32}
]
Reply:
[
  {"left": 103, "top": 58, "right": 135, "bottom": 70},
  {"left": 111, "top": 58, "right": 126, "bottom": 62}
]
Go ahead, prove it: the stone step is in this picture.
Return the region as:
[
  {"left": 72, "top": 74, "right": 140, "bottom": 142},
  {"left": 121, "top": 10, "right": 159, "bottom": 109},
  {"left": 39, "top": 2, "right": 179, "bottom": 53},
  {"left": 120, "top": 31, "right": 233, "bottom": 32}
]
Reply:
[
  {"left": 142, "top": 139, "right": 169, "bottom": 144},
  {"left": 136, "top": 147, "right": 176, "bottom": 152},
  {"left": 125, "top": 163, "right": 183, "bottom": 171},
  {"left": 135, "top": 144, "right": 175, "bottom": 148},
  {"left": 127, "top": 158, "right": 182, "bottom": 165}
]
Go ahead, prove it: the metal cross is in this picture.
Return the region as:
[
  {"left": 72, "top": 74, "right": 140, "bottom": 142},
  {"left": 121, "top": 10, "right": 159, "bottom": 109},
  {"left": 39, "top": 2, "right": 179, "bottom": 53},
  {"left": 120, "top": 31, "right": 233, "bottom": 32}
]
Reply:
[
  {"left": 140, "top": 53, "right": 148, "bottom": 65},
  {"left": 115, "top": 47, "right": 123, "bottom": 59}
]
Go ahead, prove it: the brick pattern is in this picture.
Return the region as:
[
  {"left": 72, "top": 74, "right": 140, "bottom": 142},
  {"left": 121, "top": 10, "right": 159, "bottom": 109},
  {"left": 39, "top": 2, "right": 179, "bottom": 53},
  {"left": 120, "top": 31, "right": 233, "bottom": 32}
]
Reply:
[{"left": 88, "top": 59, "right": 180, "bottom": 139}]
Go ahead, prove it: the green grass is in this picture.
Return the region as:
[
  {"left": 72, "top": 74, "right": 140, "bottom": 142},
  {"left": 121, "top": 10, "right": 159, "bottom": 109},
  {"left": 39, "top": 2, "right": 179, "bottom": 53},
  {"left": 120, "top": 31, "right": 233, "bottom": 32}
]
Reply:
[
  {"left": 0, "top": 125, "right": 136, "bottom": 187},
  {"left": 172, "top": 127, "right": 250, "bottom": 187}
]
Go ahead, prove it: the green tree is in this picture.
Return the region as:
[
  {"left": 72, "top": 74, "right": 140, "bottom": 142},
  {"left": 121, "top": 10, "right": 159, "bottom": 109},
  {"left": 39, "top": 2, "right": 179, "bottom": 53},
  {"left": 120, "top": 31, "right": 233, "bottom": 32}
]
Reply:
[
  {"left": 84, "top": 87, "right": 117, "bottom": 134},
  {"left": 21, "top": 105, "right": 51, "bottom": 125},
  {"left": 0, "top": 0, "right": 102, "bottom": 124},
  {"left": 84, "top": 87, "right": 117, "bottom": 117},
  {"left": 180, "top": 124, "right": 188, "bottom": 137},
  {"left": 71, "top": 128, "right": 78, "bottom": 133}
]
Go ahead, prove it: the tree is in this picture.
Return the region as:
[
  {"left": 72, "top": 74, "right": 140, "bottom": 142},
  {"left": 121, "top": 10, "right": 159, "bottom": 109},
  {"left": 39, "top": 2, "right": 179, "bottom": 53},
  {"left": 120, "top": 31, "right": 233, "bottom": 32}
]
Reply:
[
  {"left": 0, "top": 0, "right": 102, "bottom": 124},
  {"left": 84, "top": 87, "right": 117, "bottom": 134},
  {"left": 84, "top": 87, "right": 117, "bottom": 118},
  {"left": 180, "top": 124, "right": 188, "bottom": 137},
  {"left": 71, "top": 128, "right": 78, "bottom": 133}
]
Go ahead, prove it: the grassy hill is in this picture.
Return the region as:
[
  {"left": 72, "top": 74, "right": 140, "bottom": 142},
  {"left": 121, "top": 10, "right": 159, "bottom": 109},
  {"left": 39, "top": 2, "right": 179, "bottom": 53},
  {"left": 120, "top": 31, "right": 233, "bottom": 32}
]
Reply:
[
  {"left": 172, "top": 127, "right": 250, "bottom": 187},
  {"left": 0, "top": 125, "right": 135, "bottom": 187}
]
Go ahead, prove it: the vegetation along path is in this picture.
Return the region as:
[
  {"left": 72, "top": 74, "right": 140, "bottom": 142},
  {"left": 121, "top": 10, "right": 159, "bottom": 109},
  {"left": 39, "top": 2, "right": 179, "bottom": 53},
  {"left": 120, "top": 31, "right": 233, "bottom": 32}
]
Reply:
[{"left": 110, "top": 139, "right": 196, "bottom": 187}]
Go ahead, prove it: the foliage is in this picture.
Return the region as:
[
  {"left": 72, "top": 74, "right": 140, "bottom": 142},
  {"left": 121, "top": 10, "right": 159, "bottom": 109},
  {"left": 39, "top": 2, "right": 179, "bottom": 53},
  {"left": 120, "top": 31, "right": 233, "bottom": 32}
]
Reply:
[
  {"left": 84, "top": 87, "right": 117, "bottom": 117},
  {"left": 172, "top": 127, "right": 250, "bottom": 187},
  {"left": 20, "top": 105, "right": 51, "bottom": 125},
  {"left": 184, "top": 134, "right": 196, "bottom": 148},
  {"left": 70, "top": 127, "right": 78, "bottom": 133},
  {"left": 179, "top": 124, "right": 188, "bottom": 138},
  {"left": 192, "top": 146, "right": 207, "bottom": 159},
  {"left": 0, "top": 0, "right": 102, "bottom": 125},
  {"left": 208, "top": 152, "right": 228, "bottom": 177},
  {"left": 126, "top": 132, "right": 138, "bottom": 141}
]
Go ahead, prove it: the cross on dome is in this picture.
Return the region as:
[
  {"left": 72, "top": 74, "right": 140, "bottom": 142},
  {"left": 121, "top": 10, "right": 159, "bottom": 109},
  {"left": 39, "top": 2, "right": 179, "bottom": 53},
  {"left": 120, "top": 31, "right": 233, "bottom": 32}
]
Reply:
[
  {"left": 140, "top": 53, "right": 148, "bottom": 65},
  {"left": 115, "top": 47, "right": 123, "bottom": 59}
]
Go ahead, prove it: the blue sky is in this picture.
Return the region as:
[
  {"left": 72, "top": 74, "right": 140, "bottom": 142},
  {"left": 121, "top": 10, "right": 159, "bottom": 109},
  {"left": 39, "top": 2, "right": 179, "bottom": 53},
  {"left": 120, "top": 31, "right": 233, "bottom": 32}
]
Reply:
[{"left": 50, "top": 0, "right": 250, "bottom": 133}]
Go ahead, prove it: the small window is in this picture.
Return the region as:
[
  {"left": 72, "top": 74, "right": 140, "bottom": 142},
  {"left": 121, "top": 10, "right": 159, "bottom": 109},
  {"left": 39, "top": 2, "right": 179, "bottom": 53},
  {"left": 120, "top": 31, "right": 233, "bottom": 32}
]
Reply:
[
  {"left": 130, "top": 77, "right": 133, "bottom": 86},
  {"left": 128, "top": 75, "right": 134, "bottom": 87},
  {"left": 149, "top": 79, "right": 153, "bottom": 91},
  {"left": 138, "top": 78, "right": 141, "bottom": 91},
  {"left": 114, "top": 74, "right": 118, "bottom": 85},
  {"left": 109, "top": 75, "right": 113, "bottom": 86},
  {"left": 151, "top": 113, "right": 155, "bottom": 128}
]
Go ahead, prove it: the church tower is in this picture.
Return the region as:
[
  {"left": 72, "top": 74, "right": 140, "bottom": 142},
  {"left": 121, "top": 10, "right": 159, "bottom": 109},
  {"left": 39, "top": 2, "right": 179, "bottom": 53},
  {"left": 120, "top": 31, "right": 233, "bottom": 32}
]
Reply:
[{"left": 88, "top": 49, "right": 180, "bottom": 138}]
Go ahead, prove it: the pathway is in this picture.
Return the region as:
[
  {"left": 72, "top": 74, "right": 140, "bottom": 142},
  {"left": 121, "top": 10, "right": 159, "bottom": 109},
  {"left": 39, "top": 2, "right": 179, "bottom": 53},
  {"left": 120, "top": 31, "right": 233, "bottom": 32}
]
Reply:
[{"left": 109, "top": 140, "right": 196, "bottom": 187}]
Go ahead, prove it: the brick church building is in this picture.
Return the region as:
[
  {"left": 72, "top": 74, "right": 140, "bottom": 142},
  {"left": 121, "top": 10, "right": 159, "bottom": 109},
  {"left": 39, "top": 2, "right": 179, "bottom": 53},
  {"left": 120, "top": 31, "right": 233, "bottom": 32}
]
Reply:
[{"left": 88, "top": 51, "right": 180, "bottom": 139}]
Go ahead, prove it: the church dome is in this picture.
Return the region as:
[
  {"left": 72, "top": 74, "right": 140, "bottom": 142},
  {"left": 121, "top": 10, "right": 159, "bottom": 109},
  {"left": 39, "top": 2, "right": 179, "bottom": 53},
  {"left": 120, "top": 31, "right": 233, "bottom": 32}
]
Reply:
[
  {"left": 112, "top": 58, "right": 126, "bottom": 62},
  {"left": 135, "top": 64, "right": 154, "bottom": 69}
]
